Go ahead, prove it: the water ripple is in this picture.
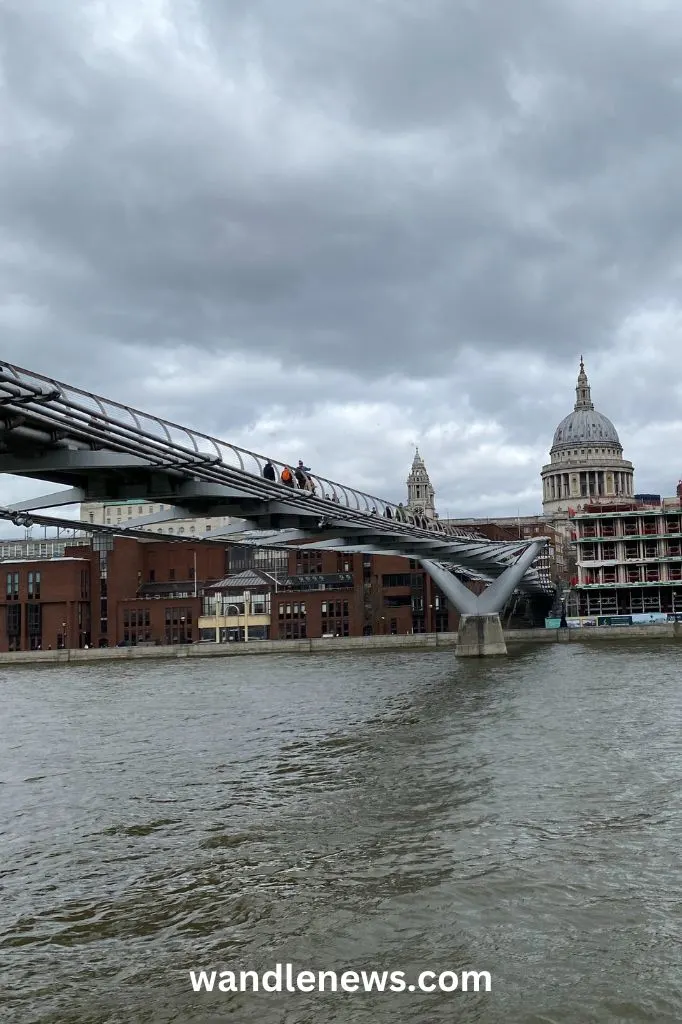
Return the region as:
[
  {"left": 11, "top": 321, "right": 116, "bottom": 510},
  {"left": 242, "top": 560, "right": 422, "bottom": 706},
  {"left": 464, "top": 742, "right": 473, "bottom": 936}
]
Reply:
[{"left": 1, "top": 646, "right": 681, "bottom": 1022}]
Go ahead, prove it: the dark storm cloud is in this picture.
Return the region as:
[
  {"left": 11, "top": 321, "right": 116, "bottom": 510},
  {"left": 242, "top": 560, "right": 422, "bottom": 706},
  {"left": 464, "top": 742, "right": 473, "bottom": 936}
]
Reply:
[{"left": 1, "top": 0, "right": 682, "bottom": 516}]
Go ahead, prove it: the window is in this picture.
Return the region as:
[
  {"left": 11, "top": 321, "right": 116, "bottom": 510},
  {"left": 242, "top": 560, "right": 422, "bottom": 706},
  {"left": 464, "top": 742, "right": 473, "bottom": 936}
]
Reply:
[
  {"left": 164, "top": 606, "right": 192, "bottom": 644},
  {"left": 28, "top": 571, "right": 41, "bottom": 600},
  {"left": 6, "top": 572, "right": 18, "bottom": 601},
  {"left": 6, "top": 604, "right": 21, "bottom": 650},
  {"left": 320, "top": 598, "right": 350, "bottom": 638},
  {"left": 251, "top": 593, "right": 270, "bottom": 615},
  {"left": 278, "top": 599, "right": 308, "bottom": 639},
  {"left": 122, "top": 607, "right": 152, "bottom": 645},
  {"left": 27, "top": 603, "right": 42, "bottom": 649},
  {"left": 295, "top": 549, "right": 322, "bottom": 574},
  {"left": 169, "top": 569, "right": 175, "bottom": 581},
  {"left": 149, "top": 569, "right": 156, "bottom": 582},
  {"left": 382, "top": 574, "right": 412, "bottom": 587}
]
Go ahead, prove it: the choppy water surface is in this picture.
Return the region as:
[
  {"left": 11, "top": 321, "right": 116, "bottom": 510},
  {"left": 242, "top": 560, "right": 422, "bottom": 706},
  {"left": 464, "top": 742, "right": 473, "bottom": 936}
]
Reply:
[{"left": 1, "top": 643, "right": 681, "bottom": 1023}]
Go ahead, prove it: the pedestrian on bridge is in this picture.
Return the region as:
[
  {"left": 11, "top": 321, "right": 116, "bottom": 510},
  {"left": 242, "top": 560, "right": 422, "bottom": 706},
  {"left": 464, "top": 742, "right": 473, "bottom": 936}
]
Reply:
[
  {"left": 294, "top": 463, "right": 308, "bottom": 489},
  {"left": 295, "top": 461, "right": 316, "bottom": 494},
  {"left": 263, "top": 461, "right": 276, "bottom": 481}
]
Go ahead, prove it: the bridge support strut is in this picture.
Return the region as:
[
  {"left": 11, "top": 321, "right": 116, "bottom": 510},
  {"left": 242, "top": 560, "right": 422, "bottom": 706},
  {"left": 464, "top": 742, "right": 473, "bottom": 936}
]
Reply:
[
  {"left": 456, "top": 614, "right": 507, "bottom": 657},
  {"left": 420, "top": 538, "right": 546, "bottom": 657}
]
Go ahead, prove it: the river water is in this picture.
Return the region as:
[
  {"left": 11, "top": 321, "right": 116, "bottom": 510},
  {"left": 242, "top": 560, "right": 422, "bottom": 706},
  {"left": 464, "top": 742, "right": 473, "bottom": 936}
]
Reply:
[{"left": 1, "top": 643, "right": 681, "bottom": 1023}]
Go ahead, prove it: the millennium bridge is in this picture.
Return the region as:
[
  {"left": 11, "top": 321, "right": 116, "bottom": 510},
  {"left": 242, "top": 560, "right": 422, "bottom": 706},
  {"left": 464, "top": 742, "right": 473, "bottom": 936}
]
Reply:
[{"left": 0, "top": 361, "right": 555, "bottom": 655}]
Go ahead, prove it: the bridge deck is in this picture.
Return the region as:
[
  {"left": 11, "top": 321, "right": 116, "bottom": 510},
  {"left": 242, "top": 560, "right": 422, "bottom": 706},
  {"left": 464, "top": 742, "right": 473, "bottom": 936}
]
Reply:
[{"left": 0, "top": 361, "right": 554, "bottom": 596}]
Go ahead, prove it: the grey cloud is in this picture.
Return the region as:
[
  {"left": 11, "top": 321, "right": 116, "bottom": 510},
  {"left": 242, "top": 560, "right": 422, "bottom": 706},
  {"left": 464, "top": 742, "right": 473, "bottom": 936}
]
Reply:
[{"left": 1, "top": 0, "right": 682, "bottom": 518}]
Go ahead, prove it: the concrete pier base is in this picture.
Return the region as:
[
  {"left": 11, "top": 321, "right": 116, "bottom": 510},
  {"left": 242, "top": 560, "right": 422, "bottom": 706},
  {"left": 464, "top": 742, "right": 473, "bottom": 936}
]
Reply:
[{"left": 456, "top": 614, "right": 507, "bottom": 657}]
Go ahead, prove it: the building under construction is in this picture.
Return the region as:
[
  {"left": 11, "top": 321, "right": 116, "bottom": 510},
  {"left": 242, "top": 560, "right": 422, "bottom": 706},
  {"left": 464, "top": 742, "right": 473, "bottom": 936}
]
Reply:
[{"left": 568, "top": 485, "right": 682, "bottom": 618}]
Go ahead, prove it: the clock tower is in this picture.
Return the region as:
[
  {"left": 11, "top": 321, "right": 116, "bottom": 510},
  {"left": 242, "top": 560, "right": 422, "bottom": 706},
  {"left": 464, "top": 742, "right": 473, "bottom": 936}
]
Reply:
[{"left": 406, "top": 448, "right": 436, "bottom": 520}]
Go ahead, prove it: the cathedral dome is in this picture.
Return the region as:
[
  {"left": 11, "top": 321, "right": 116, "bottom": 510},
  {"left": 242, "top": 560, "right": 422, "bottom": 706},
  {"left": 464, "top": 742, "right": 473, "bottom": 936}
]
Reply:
[
  {"left": 552, "top": 408, "right": 620, "bottom": 449},
  {"left": 550, "top": 357, "right": 621, "bottom": 451},
  {"left": 542, "top": 357, "right": 634, "bottom": 515}
]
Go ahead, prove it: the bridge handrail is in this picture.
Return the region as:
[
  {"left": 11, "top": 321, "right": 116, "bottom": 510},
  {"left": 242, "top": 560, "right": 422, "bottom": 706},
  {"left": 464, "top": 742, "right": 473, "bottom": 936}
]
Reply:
[
  {"left": 0, "top": 362, "right": 555, "bottom": 593},
  {"left": 0, "top": 361, "right": 479, "bottom": 537}
]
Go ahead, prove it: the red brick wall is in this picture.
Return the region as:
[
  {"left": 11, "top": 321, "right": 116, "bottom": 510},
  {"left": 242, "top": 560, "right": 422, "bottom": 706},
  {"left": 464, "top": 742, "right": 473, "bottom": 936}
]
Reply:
[
  {"left": 283, "top": 548, "right": 464, "bottom": 636},
  {"left": 0, "top": 557, "right": 91, "bottom": 651},
  {"left": 65, "top": 538, "right": 228, "bottom": 648}
]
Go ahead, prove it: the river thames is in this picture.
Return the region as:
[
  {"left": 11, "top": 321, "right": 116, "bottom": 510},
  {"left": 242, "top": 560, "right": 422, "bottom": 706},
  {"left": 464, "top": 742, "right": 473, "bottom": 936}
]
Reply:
[{"left": 1, "top": 642, "right": 681, "bottom": 1023}]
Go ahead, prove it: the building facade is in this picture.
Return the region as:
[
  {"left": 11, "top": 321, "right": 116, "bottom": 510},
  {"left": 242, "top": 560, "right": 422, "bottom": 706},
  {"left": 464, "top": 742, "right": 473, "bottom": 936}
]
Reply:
[
  {"left": 0, "top": 538, "right": 230, "bottom": 651},
  {"left": 541, "top": 358, "right": 634, "bottom": 517},
  {"left": 80, "top": 499, "right": 232, "bottom": 537},
  {"left": 569, "top": 494, "right": 682, "bottom": 620},
  {"left": 1, "top": 556, "right": 91, "bottom": 651},
  {"left": 197, "top": 547, "right": 469, "bottom": 642},
  {"left": 1, "top": 534, "right": 526, "bottom": 652}
]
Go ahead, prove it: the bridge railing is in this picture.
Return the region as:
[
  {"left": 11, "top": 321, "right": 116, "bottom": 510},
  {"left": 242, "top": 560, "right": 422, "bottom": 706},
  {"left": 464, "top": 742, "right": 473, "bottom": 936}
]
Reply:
[
  {"left": 0, "top": 361, "right": 472, "bottom": 532},
  {"left": 0, "top": 361, "right": 555, "bottom": 592}
]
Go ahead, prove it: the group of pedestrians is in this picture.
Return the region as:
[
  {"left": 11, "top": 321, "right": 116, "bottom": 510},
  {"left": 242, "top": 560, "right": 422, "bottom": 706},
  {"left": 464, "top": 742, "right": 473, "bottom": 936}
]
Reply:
[
  {"left": 263, "top": 459, "right": 316, "bottom": 493},
  {"left": 260, "top": 459, "right": 435, "bottom": 530}
]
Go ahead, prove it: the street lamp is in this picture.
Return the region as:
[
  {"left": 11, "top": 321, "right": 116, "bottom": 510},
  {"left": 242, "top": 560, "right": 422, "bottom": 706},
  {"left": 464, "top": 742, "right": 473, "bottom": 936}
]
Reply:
[{"left": 61, "top": 620, "right": 68, "bottom": 650}]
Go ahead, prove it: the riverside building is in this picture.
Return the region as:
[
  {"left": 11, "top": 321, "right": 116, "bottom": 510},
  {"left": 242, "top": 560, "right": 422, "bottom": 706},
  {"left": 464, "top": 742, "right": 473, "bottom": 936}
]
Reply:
[
  {"left": 569, "top": 487, "right": 682, "bottom": 620},
  {"left": 1, "top": 535, "right": 526, "bottom": 652}
]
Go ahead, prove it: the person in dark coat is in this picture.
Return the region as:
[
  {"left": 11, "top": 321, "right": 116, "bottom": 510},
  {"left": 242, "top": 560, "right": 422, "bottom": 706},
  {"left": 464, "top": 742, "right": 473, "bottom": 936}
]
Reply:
[{"left": 263, "top": 461, "right": 276, "bottom": 481}]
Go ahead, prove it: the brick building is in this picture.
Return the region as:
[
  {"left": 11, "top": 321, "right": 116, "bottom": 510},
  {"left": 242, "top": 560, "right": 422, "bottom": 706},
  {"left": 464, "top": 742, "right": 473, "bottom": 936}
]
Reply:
[
  {"left": 1, "top": 556, "right": 91, "bottom": 651},
  {"left": 0, "top": 534, "right": 512, "bottom": 652},
  {"left": 198, "top": 547, "right": 471, "bottom": 642},
  {"left": 0, "top": 537, "right": 229, "bottom": 652}
]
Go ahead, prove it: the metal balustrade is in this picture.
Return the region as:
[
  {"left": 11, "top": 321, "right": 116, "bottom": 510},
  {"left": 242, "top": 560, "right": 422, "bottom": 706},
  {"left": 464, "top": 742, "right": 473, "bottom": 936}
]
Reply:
[{"left": 0, "top": 361, "right": 555, "bottom": 597}]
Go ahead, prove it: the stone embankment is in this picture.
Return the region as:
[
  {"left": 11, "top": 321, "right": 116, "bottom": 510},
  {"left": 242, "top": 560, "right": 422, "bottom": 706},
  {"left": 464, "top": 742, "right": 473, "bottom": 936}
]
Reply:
[{"left": 0, "top": 623, "right": 680, "bottom": 667}]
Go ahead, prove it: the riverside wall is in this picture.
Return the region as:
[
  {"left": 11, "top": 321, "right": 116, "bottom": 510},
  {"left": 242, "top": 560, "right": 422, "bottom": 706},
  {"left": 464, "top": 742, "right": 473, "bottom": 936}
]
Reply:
[{"left": 0, "top": 623, "right": 681, "bottom": 667}]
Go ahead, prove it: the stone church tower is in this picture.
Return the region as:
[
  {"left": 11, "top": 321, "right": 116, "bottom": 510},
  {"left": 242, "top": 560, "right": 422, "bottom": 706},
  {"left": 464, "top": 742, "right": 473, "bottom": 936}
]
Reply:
[{"left": 406, "top": 448, "right": 436, "bottom": 520}]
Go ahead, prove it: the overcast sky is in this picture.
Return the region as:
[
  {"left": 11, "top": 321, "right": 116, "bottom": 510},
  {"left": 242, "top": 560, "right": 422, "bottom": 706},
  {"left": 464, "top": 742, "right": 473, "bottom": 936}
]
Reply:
[{"left": 2, "top": 0, "right": 682, "bottom": 533}]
